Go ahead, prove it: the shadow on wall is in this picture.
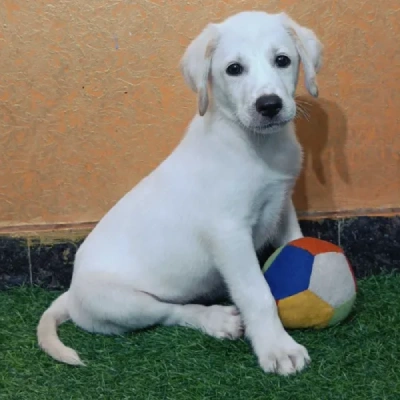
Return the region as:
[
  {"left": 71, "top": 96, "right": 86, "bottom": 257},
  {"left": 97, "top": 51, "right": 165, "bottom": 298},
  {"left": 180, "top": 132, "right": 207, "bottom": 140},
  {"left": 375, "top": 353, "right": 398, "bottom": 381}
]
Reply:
[{"left": 294, "top": 96, "right": 349, "bottom": 216}]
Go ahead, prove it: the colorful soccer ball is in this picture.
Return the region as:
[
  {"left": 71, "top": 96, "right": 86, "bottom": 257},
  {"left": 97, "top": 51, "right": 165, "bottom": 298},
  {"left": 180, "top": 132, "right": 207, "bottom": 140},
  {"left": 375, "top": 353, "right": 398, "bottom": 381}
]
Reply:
[{"left": 262, "top": 237, "right": 357, "bottom": 329}]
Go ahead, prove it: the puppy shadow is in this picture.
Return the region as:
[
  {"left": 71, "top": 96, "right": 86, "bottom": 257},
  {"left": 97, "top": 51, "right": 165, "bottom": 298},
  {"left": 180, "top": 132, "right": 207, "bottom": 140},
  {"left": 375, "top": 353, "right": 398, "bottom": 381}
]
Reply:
[{"left": 294, "top": 96, "right": 350, "bottom": 215}]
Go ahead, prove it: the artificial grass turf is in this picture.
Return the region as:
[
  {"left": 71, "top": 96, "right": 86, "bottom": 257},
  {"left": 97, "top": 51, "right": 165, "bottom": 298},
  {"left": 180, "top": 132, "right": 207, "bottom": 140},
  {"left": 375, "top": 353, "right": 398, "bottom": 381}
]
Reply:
[{"left": 0, "top": 275, "right": 399, "bottom": 400}]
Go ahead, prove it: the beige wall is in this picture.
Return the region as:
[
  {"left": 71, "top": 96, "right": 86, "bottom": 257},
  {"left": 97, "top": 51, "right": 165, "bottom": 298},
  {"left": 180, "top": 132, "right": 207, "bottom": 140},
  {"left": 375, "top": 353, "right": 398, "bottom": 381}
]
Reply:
[{"left": 1, "top": 1, "right": 399, "bottom": 231}]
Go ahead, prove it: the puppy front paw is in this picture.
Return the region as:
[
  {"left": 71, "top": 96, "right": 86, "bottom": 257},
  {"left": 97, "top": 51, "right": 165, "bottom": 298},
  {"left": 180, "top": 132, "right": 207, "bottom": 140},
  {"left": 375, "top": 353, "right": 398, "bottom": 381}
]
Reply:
[{"left": 257, "top": 331, "right": 310, "bottom": 376}]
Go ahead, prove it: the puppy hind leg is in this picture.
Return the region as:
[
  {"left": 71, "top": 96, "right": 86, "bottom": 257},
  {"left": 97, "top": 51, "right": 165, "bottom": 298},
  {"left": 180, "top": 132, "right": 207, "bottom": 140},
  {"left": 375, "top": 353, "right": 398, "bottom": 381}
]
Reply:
[
  {"left": 170, "top": 303, "right": 244, "bottom": 340},
  {"left": 86, "top": 288, "right": 243, "bottom": 339}
]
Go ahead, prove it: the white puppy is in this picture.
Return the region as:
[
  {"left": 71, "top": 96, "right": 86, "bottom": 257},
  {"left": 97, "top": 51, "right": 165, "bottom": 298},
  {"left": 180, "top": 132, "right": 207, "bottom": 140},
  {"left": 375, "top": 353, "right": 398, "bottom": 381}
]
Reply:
[{"left": 37, "top": 10, "right": 322, "bottom": 375}]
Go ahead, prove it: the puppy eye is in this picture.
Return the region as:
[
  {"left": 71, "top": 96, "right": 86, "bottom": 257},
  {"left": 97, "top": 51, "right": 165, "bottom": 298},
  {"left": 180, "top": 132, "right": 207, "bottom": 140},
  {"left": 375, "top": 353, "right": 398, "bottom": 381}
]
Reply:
[
  {"left": 226, "top": 63, "right": 244, "bottom": 76},
  {"left": 275, "top": 55, "right": 291, "bottom": 68}
]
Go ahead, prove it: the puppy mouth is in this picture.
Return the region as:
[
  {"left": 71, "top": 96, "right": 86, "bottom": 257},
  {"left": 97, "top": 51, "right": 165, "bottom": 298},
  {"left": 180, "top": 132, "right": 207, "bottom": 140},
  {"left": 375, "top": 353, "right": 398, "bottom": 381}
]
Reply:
[
  {"left": 248, "top": 119, "right": 292, "bottom": 133},
  {"left": 233, "top": 109, "right": 294, "bottom": 134},
  {"left": 261, "top": 120, "right": 289, "bottom": 128}
]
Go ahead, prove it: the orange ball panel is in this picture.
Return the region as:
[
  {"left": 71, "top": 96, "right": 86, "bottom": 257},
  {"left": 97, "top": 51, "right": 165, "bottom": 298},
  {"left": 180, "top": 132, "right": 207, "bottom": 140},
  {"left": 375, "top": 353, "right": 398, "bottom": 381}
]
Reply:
[{"left": 290, "top": 237, "right": 344, "bottom": 256}]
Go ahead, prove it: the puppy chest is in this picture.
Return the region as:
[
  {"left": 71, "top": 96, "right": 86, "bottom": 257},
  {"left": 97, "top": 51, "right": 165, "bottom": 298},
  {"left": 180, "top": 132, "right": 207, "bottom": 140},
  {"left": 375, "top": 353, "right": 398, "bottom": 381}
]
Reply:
[{"left": 250, "top": 181, "right": 292, "bottom": 240}]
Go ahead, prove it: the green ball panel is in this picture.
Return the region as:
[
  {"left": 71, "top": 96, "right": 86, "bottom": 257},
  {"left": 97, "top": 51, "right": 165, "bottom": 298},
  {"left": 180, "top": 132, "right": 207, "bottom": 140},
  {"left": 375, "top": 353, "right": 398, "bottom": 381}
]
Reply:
[
  {"left": 262, "top": 246, "right": 285, "bottom": 274},
  {"left": 328, "top": 294, "right": 357, "bottom": 327}
]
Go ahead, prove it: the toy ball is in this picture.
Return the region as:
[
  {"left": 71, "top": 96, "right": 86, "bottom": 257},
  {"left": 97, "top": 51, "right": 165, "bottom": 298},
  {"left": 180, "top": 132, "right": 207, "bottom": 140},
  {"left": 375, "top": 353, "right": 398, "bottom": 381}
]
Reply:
[{"left": 262, "top": 237, "right": 357, "bottom": 329}]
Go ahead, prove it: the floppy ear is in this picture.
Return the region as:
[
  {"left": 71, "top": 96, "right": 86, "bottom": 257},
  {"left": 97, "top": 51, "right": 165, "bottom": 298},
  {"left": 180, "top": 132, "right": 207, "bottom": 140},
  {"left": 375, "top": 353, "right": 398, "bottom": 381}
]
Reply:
[
  {"left": 280, "top": 13, "right": 323, "bottom": 97},
  {"left": 180, "top": 23, "right": 219, "bottom": 116}
]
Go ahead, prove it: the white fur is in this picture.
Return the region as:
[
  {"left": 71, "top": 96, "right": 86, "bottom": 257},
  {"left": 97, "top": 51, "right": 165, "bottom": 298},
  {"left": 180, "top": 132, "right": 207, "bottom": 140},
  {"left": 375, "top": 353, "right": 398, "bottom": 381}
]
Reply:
[{"left": 37, "top": 11, "right": 322, "bottom": 376}]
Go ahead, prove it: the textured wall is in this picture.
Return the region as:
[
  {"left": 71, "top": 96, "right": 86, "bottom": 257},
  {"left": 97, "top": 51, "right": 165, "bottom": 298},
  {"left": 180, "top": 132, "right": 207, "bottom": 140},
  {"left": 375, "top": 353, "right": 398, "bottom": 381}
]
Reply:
[{"left": 0, "top": 1, "right": 399, "bottom": 230}]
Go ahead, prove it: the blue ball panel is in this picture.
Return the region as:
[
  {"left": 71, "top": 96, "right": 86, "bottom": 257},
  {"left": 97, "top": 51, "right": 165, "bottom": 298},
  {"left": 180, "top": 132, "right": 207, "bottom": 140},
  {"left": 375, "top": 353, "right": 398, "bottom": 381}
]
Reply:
[{"left": 263, "top": 245, "right": 314, "bottom": 301}]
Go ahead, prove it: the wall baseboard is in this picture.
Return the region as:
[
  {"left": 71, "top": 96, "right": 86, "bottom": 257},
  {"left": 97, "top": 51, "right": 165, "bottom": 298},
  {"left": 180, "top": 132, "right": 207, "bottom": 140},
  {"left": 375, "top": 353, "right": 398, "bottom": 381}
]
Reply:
[{"left": 1, "top": 216, "right": 399, "bottom": 290}]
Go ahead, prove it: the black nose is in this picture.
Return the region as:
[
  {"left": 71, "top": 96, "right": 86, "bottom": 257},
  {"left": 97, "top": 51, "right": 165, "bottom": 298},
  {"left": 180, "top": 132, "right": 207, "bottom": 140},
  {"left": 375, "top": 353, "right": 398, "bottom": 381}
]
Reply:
[{"left": 255, "top": 94, "right": 283, "bottom": 118}]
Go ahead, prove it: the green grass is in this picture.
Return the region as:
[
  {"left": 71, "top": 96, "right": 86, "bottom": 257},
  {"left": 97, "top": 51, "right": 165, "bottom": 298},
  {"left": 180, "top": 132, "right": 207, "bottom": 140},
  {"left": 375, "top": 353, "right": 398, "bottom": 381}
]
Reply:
[{"left": 1, "top": 275, "right": 400, "bottom": 400}]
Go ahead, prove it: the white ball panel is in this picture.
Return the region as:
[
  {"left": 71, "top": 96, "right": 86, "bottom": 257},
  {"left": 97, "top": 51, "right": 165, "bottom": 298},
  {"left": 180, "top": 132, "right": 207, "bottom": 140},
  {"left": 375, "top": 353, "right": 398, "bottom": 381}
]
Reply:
[{"left": 309, "top": 252, "right": 356, "bottom": 308}]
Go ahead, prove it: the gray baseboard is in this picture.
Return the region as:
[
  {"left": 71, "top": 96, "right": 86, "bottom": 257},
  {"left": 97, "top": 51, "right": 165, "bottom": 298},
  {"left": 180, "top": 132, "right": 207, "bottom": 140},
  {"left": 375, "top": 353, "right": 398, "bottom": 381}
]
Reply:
[{"left": 1, "top": 216, "right": 399, "bottom": 290}]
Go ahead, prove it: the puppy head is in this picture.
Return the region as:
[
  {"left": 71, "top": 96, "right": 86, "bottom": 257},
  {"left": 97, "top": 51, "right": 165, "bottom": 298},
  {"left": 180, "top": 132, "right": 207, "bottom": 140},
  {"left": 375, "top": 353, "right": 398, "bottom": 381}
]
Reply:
[{"left": 180, "top": 11, "right": 323, "bottom": 134}]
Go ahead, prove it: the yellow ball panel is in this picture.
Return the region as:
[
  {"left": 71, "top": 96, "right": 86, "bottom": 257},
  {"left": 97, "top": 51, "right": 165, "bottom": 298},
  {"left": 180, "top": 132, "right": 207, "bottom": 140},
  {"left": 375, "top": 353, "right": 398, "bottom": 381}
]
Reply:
[{"left": 278, "top": 290, "right": 335, "bottom": 329}]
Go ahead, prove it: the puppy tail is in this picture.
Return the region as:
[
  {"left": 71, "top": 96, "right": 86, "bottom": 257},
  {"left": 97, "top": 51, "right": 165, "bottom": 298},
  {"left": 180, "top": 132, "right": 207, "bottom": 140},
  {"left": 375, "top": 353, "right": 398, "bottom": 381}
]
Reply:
[{"left": 37, "top": 291, "right": 85, "bottom": 366}]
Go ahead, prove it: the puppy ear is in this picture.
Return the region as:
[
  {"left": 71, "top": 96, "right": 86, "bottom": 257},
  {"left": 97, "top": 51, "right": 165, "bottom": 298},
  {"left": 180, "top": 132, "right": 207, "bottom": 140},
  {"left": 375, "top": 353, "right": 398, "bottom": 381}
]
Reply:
[
  {"left": 281, "top": 13, "right": 323, "bottom": 97},
  {"left": 180, "top": 23, "right": 219, "bottom": 116}
]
